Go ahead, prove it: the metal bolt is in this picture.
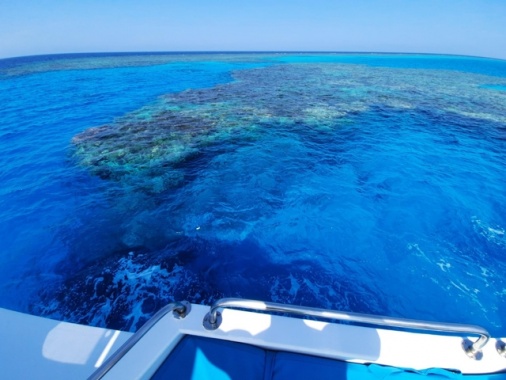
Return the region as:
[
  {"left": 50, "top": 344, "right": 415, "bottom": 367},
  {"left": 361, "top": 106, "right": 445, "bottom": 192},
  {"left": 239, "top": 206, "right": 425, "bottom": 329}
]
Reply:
[{"left": 497, "top": 340, "right": 506, "bottom": 358}]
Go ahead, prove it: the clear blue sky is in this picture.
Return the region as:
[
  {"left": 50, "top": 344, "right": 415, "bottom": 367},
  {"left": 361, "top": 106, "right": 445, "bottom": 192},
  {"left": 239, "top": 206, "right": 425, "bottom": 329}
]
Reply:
[{"left": 1, "top": 0, "right": 505, "bottom": 60}]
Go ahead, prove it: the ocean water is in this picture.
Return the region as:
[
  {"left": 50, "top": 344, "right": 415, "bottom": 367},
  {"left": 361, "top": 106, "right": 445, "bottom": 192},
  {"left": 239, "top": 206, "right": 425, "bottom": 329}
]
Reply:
[{"left": 1, "top": 53, "right": 506, "bottom": 335}]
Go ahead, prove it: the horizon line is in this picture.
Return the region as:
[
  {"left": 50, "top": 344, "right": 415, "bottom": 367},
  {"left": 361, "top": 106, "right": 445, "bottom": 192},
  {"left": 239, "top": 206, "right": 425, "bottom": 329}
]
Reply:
[{"left": 1, "top": 50, "right": 505, "bottom": 63}]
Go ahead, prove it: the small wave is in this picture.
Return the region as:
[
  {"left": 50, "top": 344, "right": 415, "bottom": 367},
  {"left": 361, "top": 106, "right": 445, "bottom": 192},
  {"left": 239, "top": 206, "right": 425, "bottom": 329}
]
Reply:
[{"left": 472, "top": 216, "right": 505, "bottom": 247}]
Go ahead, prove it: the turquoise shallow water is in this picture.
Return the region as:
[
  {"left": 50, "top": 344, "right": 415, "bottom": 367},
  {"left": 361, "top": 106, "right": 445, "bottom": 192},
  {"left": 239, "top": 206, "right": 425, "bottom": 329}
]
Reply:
[{"left": 1, "top": 53, "right": 506, "bottom": 334}]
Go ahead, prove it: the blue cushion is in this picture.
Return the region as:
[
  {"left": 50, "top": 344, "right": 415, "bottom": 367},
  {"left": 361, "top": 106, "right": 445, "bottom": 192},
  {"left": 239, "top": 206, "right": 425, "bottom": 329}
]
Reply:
[
  {"left": 272, "top": 353, "right": 506, "bottom": 380},
  {"left": 151, "top": 335, "right": 266, "bottom": 380}
]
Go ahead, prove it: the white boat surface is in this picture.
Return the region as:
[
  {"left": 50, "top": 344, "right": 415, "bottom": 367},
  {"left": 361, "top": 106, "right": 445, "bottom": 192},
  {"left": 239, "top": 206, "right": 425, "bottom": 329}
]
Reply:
[{"left": 1, "top": 298, "right": 506, "bottom": 379}]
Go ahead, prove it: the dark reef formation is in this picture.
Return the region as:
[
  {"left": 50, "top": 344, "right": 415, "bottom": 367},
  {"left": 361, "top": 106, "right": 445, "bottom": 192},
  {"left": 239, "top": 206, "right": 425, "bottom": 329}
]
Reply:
[{"left": 32, "top": 237, "right": 382, "bottom": 332}]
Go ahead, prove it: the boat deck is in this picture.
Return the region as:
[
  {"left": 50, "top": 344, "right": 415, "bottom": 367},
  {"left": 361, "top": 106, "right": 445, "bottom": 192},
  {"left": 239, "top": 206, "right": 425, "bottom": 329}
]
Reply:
[{"left": 0, "top": 308, "right": 132, "bottom": 380}]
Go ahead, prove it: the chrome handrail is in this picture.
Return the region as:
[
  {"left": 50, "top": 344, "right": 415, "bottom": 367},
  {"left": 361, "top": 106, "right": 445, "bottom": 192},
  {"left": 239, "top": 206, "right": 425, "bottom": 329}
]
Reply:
[
  {"left": 88, "top": 301, "right": 191, "bottom": 380},
  {"left": 202, "top": 298, "right": 490, "bottom": 359}
]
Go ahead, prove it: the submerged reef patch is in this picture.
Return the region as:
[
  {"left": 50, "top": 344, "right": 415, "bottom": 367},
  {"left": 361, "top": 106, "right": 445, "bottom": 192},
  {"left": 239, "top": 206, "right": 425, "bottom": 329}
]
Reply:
[{"left": 72, "top": 63, "right": 506, "bottom": 193}]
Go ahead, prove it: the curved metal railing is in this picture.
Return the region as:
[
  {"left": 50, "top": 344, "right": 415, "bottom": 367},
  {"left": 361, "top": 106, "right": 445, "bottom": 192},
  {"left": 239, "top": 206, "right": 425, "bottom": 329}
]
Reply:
[
  {"left": 88, "top": 301, "right": 191, "bottom": 380},
  {"left": 203, "top": 298, "right": 490, "bottom": 359}
]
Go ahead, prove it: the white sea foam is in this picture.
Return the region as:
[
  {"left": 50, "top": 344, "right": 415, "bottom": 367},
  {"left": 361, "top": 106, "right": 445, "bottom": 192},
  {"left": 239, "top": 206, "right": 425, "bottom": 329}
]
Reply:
[
  {"left": 471, "top": 216, "right": 505, "bottom": 247},
  {"left": 436, "top": 260, "right": 451, "bottom": 272},
  {"left": 288, "top": 274, "right": 300, "bottom": 297}
]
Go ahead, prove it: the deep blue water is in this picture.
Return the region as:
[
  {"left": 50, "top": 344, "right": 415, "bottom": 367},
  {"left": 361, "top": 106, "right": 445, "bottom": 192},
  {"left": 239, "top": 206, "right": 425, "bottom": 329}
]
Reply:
[{"left": 1, "top": 53, "right": 506, "bottom": 335}]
